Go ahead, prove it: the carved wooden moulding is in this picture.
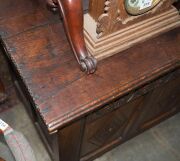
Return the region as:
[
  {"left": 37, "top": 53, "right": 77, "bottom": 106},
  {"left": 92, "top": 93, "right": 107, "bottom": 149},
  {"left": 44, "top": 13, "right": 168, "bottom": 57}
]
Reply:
[{"left": 84, "top": 0, "right": 180, "bottom": 60}]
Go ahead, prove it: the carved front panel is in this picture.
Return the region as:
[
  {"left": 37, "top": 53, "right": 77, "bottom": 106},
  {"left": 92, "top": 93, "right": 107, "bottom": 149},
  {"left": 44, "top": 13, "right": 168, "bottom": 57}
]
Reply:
[
  {"left": 81, "top": 69, "right": 180, "bottom": 158},
  {"left": 140, "top": 76, "right": 180, "bottom": 130},
  {"left": 81, "top": 96, "right": 144, "bottom": 157},
  {"left": 86, "top": 69, "right": 179, "bottom": 124}
]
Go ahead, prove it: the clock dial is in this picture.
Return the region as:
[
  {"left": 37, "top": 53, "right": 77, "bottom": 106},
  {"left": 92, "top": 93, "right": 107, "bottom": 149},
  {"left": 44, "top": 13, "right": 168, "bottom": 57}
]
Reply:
[{"left": 125, "top": 0, "right": 161, "bottom": 15}]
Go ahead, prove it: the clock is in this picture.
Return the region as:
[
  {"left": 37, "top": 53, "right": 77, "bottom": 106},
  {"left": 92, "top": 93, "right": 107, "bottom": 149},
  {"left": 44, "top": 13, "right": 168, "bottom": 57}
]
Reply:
[{"left": 125, "top": 0, "right": 162, "bottom": 15}]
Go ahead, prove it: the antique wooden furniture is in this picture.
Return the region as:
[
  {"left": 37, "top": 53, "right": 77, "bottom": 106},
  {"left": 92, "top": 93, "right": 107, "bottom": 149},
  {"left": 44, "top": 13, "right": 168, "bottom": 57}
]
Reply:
[
  {"left": 0, "top": 79, "right": 6, "bottom": 103},
  {"left": 0, "top": 0, "right": 179, "bottom": 161},
  {"left": 47, "top": 0, "right": 180, "bottom": 72}
]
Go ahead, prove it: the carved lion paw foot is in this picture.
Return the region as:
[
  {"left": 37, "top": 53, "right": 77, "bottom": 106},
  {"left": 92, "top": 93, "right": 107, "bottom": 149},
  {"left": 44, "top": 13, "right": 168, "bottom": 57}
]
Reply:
[
  {"left": 80, "top": 56, "right": 97, "bottom": 74},
  {"left": 46, "top": 0, "right": 58, "bottom": 12}
]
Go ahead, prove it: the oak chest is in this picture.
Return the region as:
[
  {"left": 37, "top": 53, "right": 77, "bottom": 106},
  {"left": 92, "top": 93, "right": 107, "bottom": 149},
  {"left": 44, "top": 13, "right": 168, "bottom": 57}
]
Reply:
[{"left": 0, "top": 0, "right": 179, "bottom": 161}]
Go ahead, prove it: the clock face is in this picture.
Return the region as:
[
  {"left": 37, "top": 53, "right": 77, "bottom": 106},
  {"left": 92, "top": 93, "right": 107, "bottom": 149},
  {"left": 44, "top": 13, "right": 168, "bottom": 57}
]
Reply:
[{"left": 125, "top": 0, "right": 161, "bottom": 15}]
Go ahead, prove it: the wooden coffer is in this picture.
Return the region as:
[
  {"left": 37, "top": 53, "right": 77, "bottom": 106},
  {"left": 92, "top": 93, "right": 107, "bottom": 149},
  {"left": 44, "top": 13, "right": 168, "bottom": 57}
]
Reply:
[
  {"left": 13, "top": 60, "right": 180, "bottom": 161},
  {"left": 10, "top": 44, "right": 180, "bottom": 161},
  {"left": 80, "top": 70, "right": 180, "bottom": 160}
]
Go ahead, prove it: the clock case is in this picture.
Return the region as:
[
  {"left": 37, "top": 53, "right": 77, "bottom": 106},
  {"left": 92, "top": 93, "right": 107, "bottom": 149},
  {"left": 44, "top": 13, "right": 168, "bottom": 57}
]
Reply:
[{"left": 47, "top": 0, "right": 180, "bottom": 73}]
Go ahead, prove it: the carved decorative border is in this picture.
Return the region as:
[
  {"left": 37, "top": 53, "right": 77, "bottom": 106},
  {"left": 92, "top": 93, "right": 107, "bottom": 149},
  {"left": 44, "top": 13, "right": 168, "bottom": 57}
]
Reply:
[{"left": 96, "top": 0, "right": 171, "bottom": 38}]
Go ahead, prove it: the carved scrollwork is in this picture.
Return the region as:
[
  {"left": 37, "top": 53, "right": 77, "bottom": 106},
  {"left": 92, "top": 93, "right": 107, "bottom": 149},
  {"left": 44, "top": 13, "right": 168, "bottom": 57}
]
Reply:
[
  {"left": 47, "top": 0, "right": 97, "bottom": 74},
  {"left": 96, "top": 0, "right": 169, "bottom": 38},
  {"left": 80, "top": 56, "right": 97, "bottom": 74},
  {"left": 96, "top": 0, "right": 121, "bottom": 38}
]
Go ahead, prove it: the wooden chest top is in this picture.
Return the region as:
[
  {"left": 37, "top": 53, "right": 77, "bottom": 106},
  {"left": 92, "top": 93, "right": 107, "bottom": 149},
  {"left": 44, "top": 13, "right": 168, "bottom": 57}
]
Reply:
[{"left": 0, "top": 0, "right": 179, "bottom": 132}]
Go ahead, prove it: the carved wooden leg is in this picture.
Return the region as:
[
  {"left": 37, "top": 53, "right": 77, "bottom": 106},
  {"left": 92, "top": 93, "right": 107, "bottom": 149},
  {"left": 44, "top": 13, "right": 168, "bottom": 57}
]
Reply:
[
  {"left": 0, "top": 79, "right": 6, "bottom": 103},
  {"left": 47, "top": 0, "right": 97, "bottom": 74}
]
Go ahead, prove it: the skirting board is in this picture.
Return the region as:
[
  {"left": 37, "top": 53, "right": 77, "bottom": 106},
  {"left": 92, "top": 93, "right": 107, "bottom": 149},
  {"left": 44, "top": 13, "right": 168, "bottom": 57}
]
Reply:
[{"left": 84, "top": 7, "right": 180, "bottom": 60}]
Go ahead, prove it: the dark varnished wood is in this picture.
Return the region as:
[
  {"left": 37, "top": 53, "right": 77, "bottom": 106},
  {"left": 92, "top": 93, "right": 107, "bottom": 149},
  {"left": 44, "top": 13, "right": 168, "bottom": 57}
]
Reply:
[
  {"left": 0, "top": 78, "right": 6, "bottom": 103},
  {"left": 137, "top": 74, "right": 180, "bottom": 130},
  {"left": 3, "top": 25, "right": 179, "bottom": 132},
  {"left": 81, "top": 96, "right": 144, "bottom": 158},
  {"left": 58, "top": 119, "right": 85, "bottom": 161},
  {"left": 125, "top": 72, "right": 180, "bottom": 143},
  {"left": 47, "top": 0, "right": 97, "bottom": 74},
  {"left": 0, "top": 0, "right": 179, "bottom": 161},
  {"left": 80, "top": 69, "right": 180, "bottom": 161},
  {"left": 1, "top": 4, "right": 179, "bottom": 130}
]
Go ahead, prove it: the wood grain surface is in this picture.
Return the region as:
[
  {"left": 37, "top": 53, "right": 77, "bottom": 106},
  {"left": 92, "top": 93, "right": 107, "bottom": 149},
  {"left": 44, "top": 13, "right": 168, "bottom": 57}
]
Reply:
[
  {"left": 0, "top": 78, "right": 6, "bottom": 103},
  {"left": 0, "top": 0, "right": 179, "bottom": 133}
]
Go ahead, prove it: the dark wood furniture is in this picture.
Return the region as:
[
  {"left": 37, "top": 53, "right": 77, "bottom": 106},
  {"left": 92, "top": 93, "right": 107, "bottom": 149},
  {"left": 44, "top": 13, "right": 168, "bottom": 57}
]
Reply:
[
  {"left": 0, "top": 0, "right": 179, "bottom": 161},
  {"left": 0, "top": 79, "right": 6, "bottom": 103}
]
